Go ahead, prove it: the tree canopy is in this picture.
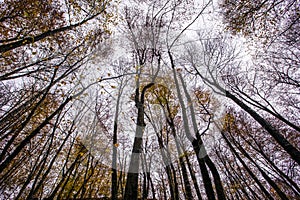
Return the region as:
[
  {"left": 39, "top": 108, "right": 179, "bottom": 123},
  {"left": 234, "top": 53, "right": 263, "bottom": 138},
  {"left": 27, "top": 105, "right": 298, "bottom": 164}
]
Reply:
[{"left": 0, "top": 0, "right": 299, "bottom": 199}]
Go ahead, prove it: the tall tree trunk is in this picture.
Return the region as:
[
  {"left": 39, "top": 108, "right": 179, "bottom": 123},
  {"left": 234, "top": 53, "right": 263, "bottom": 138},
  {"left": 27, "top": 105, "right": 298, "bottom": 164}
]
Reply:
[
  {"left": 172, "top": 129, "right": 193, "bottom": 199},
  {"left": 124, "top": 83, "right": 154, "bottom": 200},
  {"left": 230, "top": 131, "right": 289, "bottom": 200},
  {"left": 111, "top": 120, "right": 118, "bottom": 200},
  {"left": 178, "top": 73, "right": 226, "bottom": 200},
  {"left": 184, "top": 151, "right": 203, "bottom": 200},
  {"left": 216, "top": 147, "right": 260, "bottom": 199},
  {"left": 226, "top": 91, "right": 300, "bottom": 165},
  {"left": 111, "top": 80, "right": 124, "bottom": 200},
  {"left": 169, "top": 51, "right": 216, "bottom": 200},
  {"left": 161, "top": 178, "right": 168, "bottom": 200},
  {"left": 111, "top": 119, "right": 118, "bottom": 200},
  {"left": 178, "top": 152, "right": 193, "bottom": 200},
  {"left": 165, "top": 165, "right": 175, "bottom": 200},
  {"left": 156, "top": 129, "right": 178, "bottom": 200},
  {"left": 243, "top": 130, "right": 300, "bottom": 195},
  {"left": 221, "top": 131, "right": 275, "bottom": 200},
  {"left": 26, "top": 121, "right": 75, "bottom": 199},
  {"left": 170, "top": 163, "right": 180, "bottom": 200},
  {"left": 205, "top": 156, "right": 226, "bottom": 200},
  {"left": 192, "top": 140, "right": 216, "bottom": 200},
  {"left": 47, "top": 146, "right": 86, "bottom": 200},
  {"left": 141, "top": 154, "right": 149, "bottom": 200}
]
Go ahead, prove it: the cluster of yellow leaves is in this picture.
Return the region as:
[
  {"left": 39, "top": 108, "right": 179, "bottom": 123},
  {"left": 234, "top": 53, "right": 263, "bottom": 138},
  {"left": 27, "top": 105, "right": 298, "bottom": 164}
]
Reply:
[
  {"left": 194, "top": 89, "right": 210, "bottom": 105},
  {"left": 145, "top": 84, "right": 171, "bottom": 105},
  {"left": 28, "top": 93, "right": 60, "bottom": 130},
  {"left": 222, "top": 113, "right": 236, "bottom": 131},
  {"left": 0, "top": 0, "right": 65, "bottom": 42},
  {"left": 143, "top": 83, "right": 180, "bottom": 118}
]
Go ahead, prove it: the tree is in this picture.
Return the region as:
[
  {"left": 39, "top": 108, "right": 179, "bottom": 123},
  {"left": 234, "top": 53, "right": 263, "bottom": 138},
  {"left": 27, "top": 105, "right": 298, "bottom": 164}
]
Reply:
[
  {"left": 121, "top": 1, "right": 167, "bottom": 199},
  {"left": 220, "top": 0, "right": 299, "bottom": 43},
  {"left": 169, "top": 57, "right": 225, "bottom": 200},
  {"left": 0, "top": 0, "right": 117, "bottom": 198},
  {"left": 120, "top": 0, "right": 215, "bottom": 199},
  {"left": 217, "top": 110, "right": 300, "bottom": 199},
  {"left": 183, "top": 32, "right": 300, "bottom": 165},
  {"left": 219, "top": 0, "right": 300, "bottom": 132},
  {"left": 109, "top": 60, "right": 131, "bottom": 200}
]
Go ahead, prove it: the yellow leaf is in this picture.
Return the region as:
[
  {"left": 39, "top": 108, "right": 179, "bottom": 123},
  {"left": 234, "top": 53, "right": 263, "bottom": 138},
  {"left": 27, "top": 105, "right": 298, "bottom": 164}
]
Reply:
[{"left": 24, "top": 11, "right": 29, "bottom": 17}]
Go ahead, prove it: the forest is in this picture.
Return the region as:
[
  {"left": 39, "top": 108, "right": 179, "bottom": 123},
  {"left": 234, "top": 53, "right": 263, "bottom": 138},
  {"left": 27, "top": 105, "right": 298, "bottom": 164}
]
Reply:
[{"left": 0, "top": 0, "right": 299, "bottom": 199}]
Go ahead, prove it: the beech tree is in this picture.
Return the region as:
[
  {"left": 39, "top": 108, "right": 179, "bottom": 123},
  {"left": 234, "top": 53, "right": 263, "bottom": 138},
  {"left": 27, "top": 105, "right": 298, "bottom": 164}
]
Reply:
[
  {"left": 219, "top": 0, "right": 300, "bottom": 164},
  {"left": 216, "top": 110, "right": 300, "bottom": 199},
  {"left": 120, "top": 0, "right": 216, "bottom": 199},
  {"left": 183, "top": 32, "right": 300, "bottom": 165},
  {"left": 0, "top": 0, "right": 117, "bottom": 198},
  {"left": 219, "top": 0, "right": 300, "bottom": 132}
]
